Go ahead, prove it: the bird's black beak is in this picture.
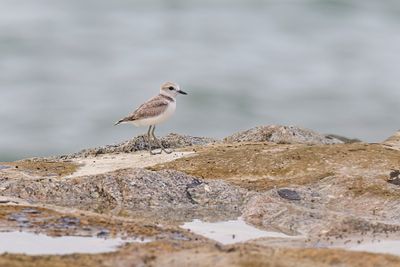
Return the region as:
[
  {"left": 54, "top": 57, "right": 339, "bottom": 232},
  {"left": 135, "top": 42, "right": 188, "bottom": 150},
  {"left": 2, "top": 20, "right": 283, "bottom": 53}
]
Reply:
[{"left": 178, "top": 90, "right": 187, "bottom": 95}]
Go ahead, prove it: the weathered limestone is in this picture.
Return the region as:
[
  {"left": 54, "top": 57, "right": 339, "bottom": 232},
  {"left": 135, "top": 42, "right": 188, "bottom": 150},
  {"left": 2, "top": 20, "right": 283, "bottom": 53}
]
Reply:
[
  {"left": 62, "top": 133, "right": 218, "bottom": 159},
  {"left": 1, "top": 125, "right": 400, "bottom": 267},
  {"left": 224, "top": 125, "right": 344, "bottom": 144},
  {"left": 0, "top": 169, "right": 246, "bottom": 222},
  {"left": 383, "top": 130, "right": 400, "bottom": 150}
]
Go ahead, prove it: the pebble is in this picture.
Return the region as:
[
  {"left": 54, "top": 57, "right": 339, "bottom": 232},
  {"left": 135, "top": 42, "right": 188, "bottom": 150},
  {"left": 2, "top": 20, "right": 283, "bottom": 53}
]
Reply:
[
  {"left": 278, "top": 189, "right": 301, "bottom": 201},
  {"left": 388, "top": 170, "right": 400, "bottom": 186}
]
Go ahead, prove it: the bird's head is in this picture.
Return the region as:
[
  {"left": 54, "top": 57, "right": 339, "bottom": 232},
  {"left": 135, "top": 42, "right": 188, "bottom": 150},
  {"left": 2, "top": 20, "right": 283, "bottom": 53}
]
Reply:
[{"left": 160, "top": 82, "right": 187, "bottom": 98}]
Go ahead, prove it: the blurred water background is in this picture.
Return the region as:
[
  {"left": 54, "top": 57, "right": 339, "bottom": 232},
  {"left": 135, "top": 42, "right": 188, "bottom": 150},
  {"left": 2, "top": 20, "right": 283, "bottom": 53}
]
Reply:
[{"left": 1, "top": 0, "right": 400, "bottom": 161}]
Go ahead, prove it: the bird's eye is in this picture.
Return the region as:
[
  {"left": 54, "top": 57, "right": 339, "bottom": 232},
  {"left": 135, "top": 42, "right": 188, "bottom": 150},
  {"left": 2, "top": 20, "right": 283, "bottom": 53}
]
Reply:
[{"left": 168, "top": 86, "right": 174, "bottom": 91}]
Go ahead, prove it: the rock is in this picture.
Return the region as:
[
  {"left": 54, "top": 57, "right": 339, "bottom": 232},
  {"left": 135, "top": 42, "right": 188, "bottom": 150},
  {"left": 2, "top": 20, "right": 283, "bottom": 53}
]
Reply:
[
  {"left": 162, "top": 133, "right": 219, "bottom": 148},
  {"left": 8, "top": 213, "right": 29, "bottom": 224},
  {"left": 388, "top": 170, "right": 400, "bottom": 186},
  {"left": 96, "top": 230, "right": 110, "bottom": 238},
  {"left": 58, "top": 217, "right": 81, "bottom": 227},
  {"left": 277, "top": 189, "right": 301, "bottom": 201},
  {"left": 61, "top": 133, "right": 218, "bottom": 159},
  {"left": 2, "top": 125, "right": 400, "bottom": 267},
  {"left": 0, "top": 160, "right": 78, "bottom": 178},
  {"left": 325, "top": 134, "right": 361, "bottom": 144},
  {"left": 224, "top": 125, "right": 343, "bottom": 145},
  {"left": 242, "top": 168, "right": 400, "bottom": 236},
  {"left": 0, "top": 169, "right": 246, "bottom": 222},
  {"left": 20, "top": 208, "right": 41, "bottom": 214},
  {"left": 383, "top": 130, "right": 400, "bottom": 150},
  {"left": 242, "top": 189, "right": 328, "bottom": 235},
  {"left": 152, "top": 142, "right": 400, "bottom": 197}
]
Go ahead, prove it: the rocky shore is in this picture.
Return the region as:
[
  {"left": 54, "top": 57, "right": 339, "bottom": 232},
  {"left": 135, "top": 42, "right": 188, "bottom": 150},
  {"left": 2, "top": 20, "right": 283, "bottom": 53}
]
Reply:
[{"left": 1, "top": 125, "right": 400, "bottom": 267}]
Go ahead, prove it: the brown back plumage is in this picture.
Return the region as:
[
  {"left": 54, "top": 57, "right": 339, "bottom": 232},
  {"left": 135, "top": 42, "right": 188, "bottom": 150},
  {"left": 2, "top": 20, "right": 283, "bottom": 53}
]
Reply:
[{"left": 115, "top": 94, "right": 172, "bottom": 125}]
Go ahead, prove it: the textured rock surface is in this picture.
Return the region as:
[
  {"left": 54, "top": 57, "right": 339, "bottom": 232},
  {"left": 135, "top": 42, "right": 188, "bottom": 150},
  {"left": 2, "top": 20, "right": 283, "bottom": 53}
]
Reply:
[
  {"left": 62, "top": 133, "right": 218, "bottom": 159},
  {"left": 224, "top": 125, "right": 343, "bottom": 144},
  {"left": 243, "top": 183, "right": 400, "bottom": 236},
  {"left": 277, "top": 189, "right": 301, "bottom": 201},
  {"left": 2, "top": 126, "right": 400, "bottom": 267},
  {"left": 388, "top": 170, "right": 400, "bottom": 186},
  {"left": 151, "top": 141, "right": 400, "bottom": 239},
  {"left": 0, "top": 169, "right": 246, "bottom": 222},
  {"left": 383, "top": 130, "right": 400, "bottom": 150},
  {"left": 151, "top": 142, "right": 400, "bottom": 191},
  {"left": 2, "top": 242, "right": 400, "bottom": 267},
  {"left": 325, "top": 134, "right": 362, "bottom": 144},
  {"left": 66, "top": 152, "right": 192, "bottom": 178},
  {"left": 0, "top": 205, "right": 180, "bottom": 238}
]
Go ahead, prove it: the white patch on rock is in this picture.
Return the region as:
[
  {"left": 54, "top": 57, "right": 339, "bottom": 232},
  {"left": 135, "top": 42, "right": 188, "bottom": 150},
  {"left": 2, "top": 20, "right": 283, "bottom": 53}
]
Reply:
[{"left": 67, "top": 151, "right": 193, "bottom": 178}]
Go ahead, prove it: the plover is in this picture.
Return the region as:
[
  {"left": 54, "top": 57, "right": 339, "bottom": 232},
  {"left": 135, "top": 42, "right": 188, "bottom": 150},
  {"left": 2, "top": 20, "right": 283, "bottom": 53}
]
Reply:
[{"left": 115, "top": 82, "right": 187, "bottom": 155}]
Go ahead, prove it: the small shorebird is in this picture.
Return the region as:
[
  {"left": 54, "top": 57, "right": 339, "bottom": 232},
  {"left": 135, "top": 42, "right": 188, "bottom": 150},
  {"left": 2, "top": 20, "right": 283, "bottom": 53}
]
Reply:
[{"left": 115, "top": 82, "right": 187, "bottom": 155}]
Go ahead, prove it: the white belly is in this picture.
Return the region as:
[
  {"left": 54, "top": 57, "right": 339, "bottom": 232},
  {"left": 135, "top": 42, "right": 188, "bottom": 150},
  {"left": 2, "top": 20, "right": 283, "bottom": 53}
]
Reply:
[{"left": 131, "top": 102, "right": 176, "bottom": 127}]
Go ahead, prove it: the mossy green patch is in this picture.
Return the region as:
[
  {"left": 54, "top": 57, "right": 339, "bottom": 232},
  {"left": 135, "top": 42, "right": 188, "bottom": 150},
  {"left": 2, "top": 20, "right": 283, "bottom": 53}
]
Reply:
[
  {"left": 1, "top": 160, "right": 78, "bottom": 177},
  {"left": 150, "top": 142, "right": 400, "bottom": 192},
  {"left": 0, "top": 205, "right": 163, "bottom": 238},
  {"left": 0, "top": 254, "right": 108, "bottom": 267}
]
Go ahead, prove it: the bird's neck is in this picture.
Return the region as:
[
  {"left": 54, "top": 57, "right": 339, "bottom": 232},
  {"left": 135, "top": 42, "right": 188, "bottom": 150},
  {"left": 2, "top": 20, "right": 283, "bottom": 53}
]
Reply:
[{"left": 159, "top": 93, "right": 175, "bottom": 102}]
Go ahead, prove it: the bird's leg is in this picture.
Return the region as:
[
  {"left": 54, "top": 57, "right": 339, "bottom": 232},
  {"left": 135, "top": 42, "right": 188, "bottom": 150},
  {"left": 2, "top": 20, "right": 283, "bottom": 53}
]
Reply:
[
  {"left": 148, "top": 125, "right": 161, "bottom": 155},
  {"left": 151, "top": 126, "right": 172, "bottom": 154},
  {"left": 147, "top": 125, "right": 153, "bottom": 154}
]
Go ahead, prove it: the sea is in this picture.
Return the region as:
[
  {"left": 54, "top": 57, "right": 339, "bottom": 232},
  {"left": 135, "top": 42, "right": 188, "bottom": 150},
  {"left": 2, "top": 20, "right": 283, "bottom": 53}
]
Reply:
[{"left": 1, "top": 0, "right": 400, "bottom": 160}]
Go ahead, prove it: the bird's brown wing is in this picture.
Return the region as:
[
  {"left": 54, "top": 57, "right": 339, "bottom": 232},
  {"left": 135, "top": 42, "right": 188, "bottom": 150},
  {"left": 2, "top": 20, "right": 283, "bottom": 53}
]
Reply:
[{"left": 116, "top": 95, "right": 169, "bottom": 124}]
